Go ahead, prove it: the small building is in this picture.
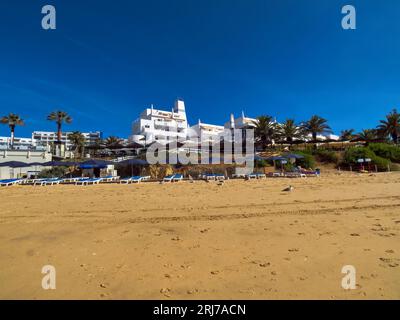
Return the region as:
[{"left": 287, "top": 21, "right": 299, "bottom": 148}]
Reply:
[{"left": 0, "top": 149, "right": 52, "bottom": 179}]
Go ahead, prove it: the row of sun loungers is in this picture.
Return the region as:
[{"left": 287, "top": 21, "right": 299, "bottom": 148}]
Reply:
[
  {"left": 0, "top": 170, "right": 320, "bottom": 187},
  {"left": 0, "top": 178, "right": 23, "bottom": 187}
]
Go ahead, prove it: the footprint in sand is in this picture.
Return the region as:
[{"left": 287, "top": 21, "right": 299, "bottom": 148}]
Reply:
[{"left": 160, "top": 288, "right": 171, "bottom": 297}]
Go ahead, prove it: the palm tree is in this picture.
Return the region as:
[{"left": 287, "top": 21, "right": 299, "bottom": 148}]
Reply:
[
  {"left": 356, "top": 129, "right": 377, "bottom": 144},
  {"left": 68, "top": 131, "right": 86, "bottom": 158},
  {"left": 377, "top": 109, "right": 400, "bottom": 144},
  {"left": 105, "top": 136, "right": 123, "bottom": 149},
  {"left": 47, "top": 111, "right": 72, "bottom": 143},
  {"left": 340, "top": 129, "right": 355, "bottom": 141},
  {"left": 278, "top": 119, "right": 304, "bottom": 143},
  {"left": 252, "top": 115, "right": 277, "bottom": 150},
  {"left": 0, "top": 113, "right": 24, "bottom": 147},
  {"left": 301, "top": 115, "right": 333, "bottom": 141}
]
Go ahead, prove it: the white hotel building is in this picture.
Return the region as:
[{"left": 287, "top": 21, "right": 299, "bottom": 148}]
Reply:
[
  {"left": 130, "top": 99, "right": 189, "bottom": 145},
  {"left": 32, "top": 131, "right": 103, "bottom": 150},
  {"left": 130, "top": 99, "right": 259, "bottom": 145}
]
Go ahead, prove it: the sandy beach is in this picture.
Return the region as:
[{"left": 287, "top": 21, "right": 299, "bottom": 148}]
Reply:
[{"left": 0, "top": 172, "right": 399, "bottom": 299}]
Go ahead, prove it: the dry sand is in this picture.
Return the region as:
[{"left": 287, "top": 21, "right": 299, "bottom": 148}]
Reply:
[{"left": 0, "top": 172, "right": 399, "bottom": 299}]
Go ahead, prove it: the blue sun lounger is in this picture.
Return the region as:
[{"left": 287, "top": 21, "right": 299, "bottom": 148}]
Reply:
[
  {"left": 62, "top": 177, "right": 89, "bottom": 183},
  {"left": 163, "top": 175, "right": 175, "bottom": 182},
  {"left": 120, "top": 176, "right": 143, "bottom": 184},
  {"left": 36, "top": 178, "right": 63, "bottom": 186},
  {"left": 75, "top": 177, "right": 103, "bottom": 185},
  {"left": 0, "top": 178, "right": 22, "bottom": 187},
  {"left": 173, "top": 174, "right": 183, "bottom": 182},
  {"left": 203, "top": 174, "right": 225, "bottom": 181},
  {"left": 101, "top": 175, "right": 120, "bottom": 183}
]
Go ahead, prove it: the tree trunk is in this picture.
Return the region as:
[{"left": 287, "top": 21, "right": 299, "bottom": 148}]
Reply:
[
  {"left": 312, "top": 132, "right": 317, "bottom": 141},
  {"left": 10, "top": 125, "right": 15, "bottom": 148},
  {"left": 57, "top": 122, "right": 62, "bottom": 143},
  {"left": 392, "top": 133, "right": 398, "bottom": 144}
]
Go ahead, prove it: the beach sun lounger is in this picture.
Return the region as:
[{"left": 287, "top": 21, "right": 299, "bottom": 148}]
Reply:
[
  {"left": 173, "top": 174, "right": 183, "bottom": 182},
  {"left": 204, "top": 174, "right": 215, "bottom": 181},
  {"left": 75, "top": 178, "right": 103, "bottom": 186},
  {"left": 101, "top": 175, "right": 120, "bottom": 183},
  {"left": 163, "top": 175, "right": 175, "bottom": 182},
  {"left": 0, "top": 178, "right": 22, "bottom": 187},
  {"left": 232, "top": 173, "right": 246, "bottom": 179},
  {"left": 285, "top": 172, "right": 306, "bottom": 178},
  {"left": 20, "top": 178, "right": 45, "bottom": 185},
  {"left": 36, "top": 178, "right": 63, "bottom": 186},
  {"left": 120, "top": 176, "right": 143, "bottom": 184},
  {"left": 246, "top": 173, "right": 258, "bottom": 179},
  {"left": 62, "top": 177, "right": 89, "bottom": 183},
  {"left": 301, "top": 171, "right": 320, "bottom": 177},
  {"left": 268, "top": 172, "right": 284, "bottom": 177}
]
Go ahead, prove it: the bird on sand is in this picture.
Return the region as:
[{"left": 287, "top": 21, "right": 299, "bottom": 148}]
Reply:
[{"left": 282, "top": 185, "right": 294, "bottom": 192}]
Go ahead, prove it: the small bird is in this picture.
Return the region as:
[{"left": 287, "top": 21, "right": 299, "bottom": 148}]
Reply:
[{"left": 282, "top": 185, "right": 294, "bottom": 192}]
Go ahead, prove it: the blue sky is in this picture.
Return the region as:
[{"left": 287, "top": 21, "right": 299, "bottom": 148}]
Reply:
[{"left": 0, "top": 0, "right": 399, "bottom": 138}]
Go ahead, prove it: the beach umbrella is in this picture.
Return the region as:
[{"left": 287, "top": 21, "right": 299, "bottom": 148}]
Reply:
[
  {"left": 254, "top": 155, "right": 268, "bottom": 161},
  {"left": 125, "top": 142, "right": 144, "bottom": 149},
  {"left": 118, "top": 159, "right": 148, "bottom": 166},
  {"left": 78, "top": 159, "right": 114, "bottom": 169},
  {"left": 42, "top": 161, "right": 78, "bottom": 167},
  {"left": 28, "top": 162, "right": 48, "bottom": 166},
  {"left": 283, "top": 153, "right": 304, "bottom": 159},
  {"left": 0, "top": 161, "right": 30, "bottom": 168},
  {"left": 266, "top": 156, "right": 287, "bottom": 161}
]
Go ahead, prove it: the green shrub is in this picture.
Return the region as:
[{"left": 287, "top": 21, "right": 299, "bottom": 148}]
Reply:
[
  {"left": 314, "top": 149, "right": 339, "bottom": 164},
  {"left": 283, "top": 162, "right": 295, "bottom": 171},
  {"left": 343, "top": 147, "right": 391, "bottom": 171},
  {"left": 294, "top": 152, "right": 316, "bottom": 169},
  {"left": 372, "top": 155, "right": 391, "bottom": 171},
  {"left": 343, "top": 147, "right": 375, "bottom": 165},
  {"left": 255, "top": 159, "right": 268, "bottom": 168},
  {"left": 38, "top": 167, "right": 68, "bottom": 178},
  {"left": 368, "top": 143, "right": 400, "bottom": 163}
]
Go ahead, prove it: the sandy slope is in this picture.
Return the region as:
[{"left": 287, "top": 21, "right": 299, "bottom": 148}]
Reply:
[{"left": 0, "top": 172, "right": 399, "bottom": 299}]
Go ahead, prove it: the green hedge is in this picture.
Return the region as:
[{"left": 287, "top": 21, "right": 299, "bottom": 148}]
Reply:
[
  {"left": 294, "top": 151, "right": 316, "bottom": 169},
  {"left": 368, "top": 143, "right": 400, "bottom": 163},
  {"left": 343, "top": 147, "right": 391, "bottom": 171},
  {"left": 314, "top": 149, "right": 339, "bottom": 164},
  {"left": 38, "top": 167, "right": 68, "bottom": 178}
]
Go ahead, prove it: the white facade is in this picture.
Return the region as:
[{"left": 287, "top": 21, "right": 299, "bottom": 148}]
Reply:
[
  {"left": 0, "top": 149, "right": 52, "bottom": 179},
  {"left": 130, "top": 99, "right": 189, "bottom": 145},
  {"left": 0, "top": 136, "right": 42, "bottom": 151},
  {"left": 188, "top": 120, "right": 225, "bottom": 143},
  {"left": 32, "top": 131, "right": 103, "bottom": 149},
  {"left": 224, "top": 112, "right": 258, "bottom": 130}
]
